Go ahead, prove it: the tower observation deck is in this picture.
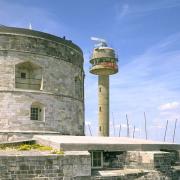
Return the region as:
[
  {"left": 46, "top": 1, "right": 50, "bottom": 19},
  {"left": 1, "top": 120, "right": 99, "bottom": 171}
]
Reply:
[{"left": 89, "top": 38, "right": 118, "bottom": 136}]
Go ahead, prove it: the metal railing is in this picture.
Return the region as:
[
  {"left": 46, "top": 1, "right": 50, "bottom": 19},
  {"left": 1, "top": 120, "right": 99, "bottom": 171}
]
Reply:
[{"left": 89, "top": 62, "right": 118, "bottom": 70}]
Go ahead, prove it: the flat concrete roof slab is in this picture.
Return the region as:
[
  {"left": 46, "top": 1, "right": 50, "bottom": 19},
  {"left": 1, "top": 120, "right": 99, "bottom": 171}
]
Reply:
[
  {"left": 92, "top": 168, "right": 150, "bottom": 177},
  {"left": 34, "top": 135, "right": 180, "bottom": 151}
]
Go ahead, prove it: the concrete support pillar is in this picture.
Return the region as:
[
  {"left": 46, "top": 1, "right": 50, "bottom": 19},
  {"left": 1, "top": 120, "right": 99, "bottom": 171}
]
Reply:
[{"left": 98, "top": 75, "right": 109, "bottom": 136}]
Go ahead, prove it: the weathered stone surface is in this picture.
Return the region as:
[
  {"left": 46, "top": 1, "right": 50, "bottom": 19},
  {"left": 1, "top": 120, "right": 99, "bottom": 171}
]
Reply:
[
  {"left": 0, "top": 27, "right": 83, "bottom": 67},
  {"left": 33, "top": 135, "right": 180, "bottom": 151},
  {"left": 0, "top": 27, "right": 85, "bottom": 140},
  {"left": 91, "top": 169, "right": 179, "bottom": 180},
  {"left": 125, "top": 151, "right": 173, "bottom": 170},
  {"left": 0, "top": 151, "right": 91, "bottom": 179}
]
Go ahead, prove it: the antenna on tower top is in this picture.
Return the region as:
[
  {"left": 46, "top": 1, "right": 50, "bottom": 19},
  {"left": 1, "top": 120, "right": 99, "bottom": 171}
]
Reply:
[
  {"left": 91, "top": 37, "right": 107, "bottom": 47},
  {"left": 29, "top": 23, "right": 32, "bottom": 30}
]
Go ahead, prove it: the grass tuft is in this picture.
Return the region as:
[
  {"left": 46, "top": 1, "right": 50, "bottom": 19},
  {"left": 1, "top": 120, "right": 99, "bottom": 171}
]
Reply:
[
  {"left": 0, "top": 143, "right": 63, "bottom": 154},
  {"left": 51, "top": 149, "right": 64, "bottom": 155}
]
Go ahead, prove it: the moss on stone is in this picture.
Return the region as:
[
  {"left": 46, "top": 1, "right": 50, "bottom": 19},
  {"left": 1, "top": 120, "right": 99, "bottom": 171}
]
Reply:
[{"left": 0, "top": 143, "right": 63, "bottom": 154}]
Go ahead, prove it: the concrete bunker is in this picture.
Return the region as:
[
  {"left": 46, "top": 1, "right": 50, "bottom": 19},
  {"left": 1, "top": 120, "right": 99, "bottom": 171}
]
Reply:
[
  {"left": 90, "top": 151, "right": 125, "bottom": 169},
  {"left": 33, "top": 135, "right": 180, "bottom": 179}
]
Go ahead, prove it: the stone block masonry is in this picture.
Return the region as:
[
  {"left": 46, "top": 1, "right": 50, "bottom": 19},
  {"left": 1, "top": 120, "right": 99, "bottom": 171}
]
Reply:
[
  {"left": 0, "top": 27, "right": 85, "bottom": 140},
  {"left": 0, "top": 155, "right": 63, "bottom": 179},
  {"left": 0, "top": 151, "right": 91, "bottom": 180},
  {"left": 0, "top": 150, "right": 179, "bottom": 179},
  {"left": 125, "top": 151, "right": 173, "bottom": 171},
  {"left": 91, "top": 151, "right": 179, "bottom": 179}
]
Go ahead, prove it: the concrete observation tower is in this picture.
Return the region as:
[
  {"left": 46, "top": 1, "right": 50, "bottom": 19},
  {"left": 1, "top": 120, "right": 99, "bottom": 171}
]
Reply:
[{"left": 89, "top": 37, "right": 118, "bottom": 136}]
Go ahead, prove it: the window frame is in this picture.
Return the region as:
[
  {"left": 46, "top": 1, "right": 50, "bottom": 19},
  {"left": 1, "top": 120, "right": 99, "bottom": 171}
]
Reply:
[
  {"left": 30, "top": 102, "right": 45, "bottom": 122},
  {"left": 30, "top": 106, "right": 39, "bottom": 121},
  {"left": 91, "top": 151, "right": 103, "bottom": 169}
]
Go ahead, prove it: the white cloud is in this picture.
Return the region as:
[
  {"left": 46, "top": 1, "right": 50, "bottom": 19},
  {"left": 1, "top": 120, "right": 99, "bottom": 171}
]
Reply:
[
  {"left": 117, "top": 4, "right": 129, "bottom": 19},
  {"left": 115, "top": 1, "right": 180, "bottom": 19},
  {"left": 84, "top": 31, "right": 180, "bottom": 141},
  {"left": 159, "top": 102, "right": 180, "bottom": 111}
]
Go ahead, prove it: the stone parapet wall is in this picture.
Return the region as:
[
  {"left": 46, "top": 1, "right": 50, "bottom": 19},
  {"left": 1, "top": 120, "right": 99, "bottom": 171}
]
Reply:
[
  {"left": 0, "top": 149, "right": 179, "bottom": 180},
  {"left": 0, "top": 151, "right": 91, "bottom": 180},
  {"left": 0, "top": 155, "right": 63, "bottom": 179},
  {"left": 100, "top": 150, "right": 179, "bottom": 179},
  {"left": 0, "top": 27, "right": 83, "bottom": 67},
  {"left": 125, "top": 151, "right": 173, "bottom": 171},
  {"left": 63, "top": 151, "right": 91, "bottom": 179}
]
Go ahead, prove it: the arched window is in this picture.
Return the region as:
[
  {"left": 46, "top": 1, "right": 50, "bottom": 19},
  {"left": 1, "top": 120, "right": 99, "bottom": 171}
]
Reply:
[
  {"left": 30, "top": 102, "right": 44, "bottom": 121},
  {"left": 15, "top": 61, "right": 43, "bottom": 90}
]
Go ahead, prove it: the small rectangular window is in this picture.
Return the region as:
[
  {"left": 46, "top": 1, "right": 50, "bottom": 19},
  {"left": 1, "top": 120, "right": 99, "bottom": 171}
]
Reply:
[
  {"left": 99, "top": 87, "right": 101, "bottom": 92},
  {"left": 99, "top": 106, "right": 101, "bottom": 112},
  {"left": 31, "top": 107, "right": 39, "bottom": 120},
  {"left": 21, "top": 72, "right": 26, "bottom": 79},
  {"left": 91, "top": 151, "right": 102, "bottom": 168}
]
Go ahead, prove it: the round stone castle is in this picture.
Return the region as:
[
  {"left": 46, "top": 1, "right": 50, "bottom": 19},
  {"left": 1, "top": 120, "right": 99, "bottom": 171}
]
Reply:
[{"left": 0, "top": 26, "right": 84, "bottom": 141}]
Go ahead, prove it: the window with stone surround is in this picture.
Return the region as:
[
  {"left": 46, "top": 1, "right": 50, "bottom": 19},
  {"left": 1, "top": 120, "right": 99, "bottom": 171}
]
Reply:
[
  {"left": 30, "top": 102, "right": 44, "bottom": 121},
  {"left": 15, "top": 61, "right": 43, "bottom": 91},
  {"left": 91, "top": 151, "right": 103, "bottom": 169},
  {"left": 31, "top": 107, "right": 39, "bottom": 120}
]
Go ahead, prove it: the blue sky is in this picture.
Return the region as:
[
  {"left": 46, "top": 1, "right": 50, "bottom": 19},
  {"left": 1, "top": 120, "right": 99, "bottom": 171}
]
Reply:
[{"left": 0, "top": 0, "right": 180, "bottom": 143}]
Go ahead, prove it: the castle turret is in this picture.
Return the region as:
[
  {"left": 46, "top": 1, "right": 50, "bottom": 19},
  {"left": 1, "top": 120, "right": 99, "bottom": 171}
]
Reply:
[
  {"left": 0, "top": 26, "right": 84, "bottom": 141},
  {"left": 90, "top": 38, "right": 118, "bottom": 136}
]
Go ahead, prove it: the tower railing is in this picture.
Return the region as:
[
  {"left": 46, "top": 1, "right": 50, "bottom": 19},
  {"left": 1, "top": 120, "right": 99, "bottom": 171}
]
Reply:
[{"left": 89, "top": 61, "right": 118, "bottom": 70}]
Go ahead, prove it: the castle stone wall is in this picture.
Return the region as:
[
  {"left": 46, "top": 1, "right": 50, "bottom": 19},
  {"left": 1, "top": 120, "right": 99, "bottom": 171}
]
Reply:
[
  {"left": 0, "top": 151, "right": 91, "bottom": 180},
  {"left": 0, "top": 27, "right": 84, "bottom": 139}
]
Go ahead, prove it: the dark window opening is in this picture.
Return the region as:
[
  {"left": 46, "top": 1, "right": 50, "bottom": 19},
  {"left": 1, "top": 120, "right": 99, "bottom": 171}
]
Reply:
[
  {"left": 21, "top": 72, "right": 26, "bottom": 79},
  {"left": 91, "top": 151, "right": 103, "bottom": 168},
  {"left": 30, "top": 107, "right": 39, "bottom": 120}
]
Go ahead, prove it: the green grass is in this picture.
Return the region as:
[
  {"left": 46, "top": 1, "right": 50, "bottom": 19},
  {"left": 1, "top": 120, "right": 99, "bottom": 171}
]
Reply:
[
  {"left": 51, "top": 149, "right": 64, "bottom": 155},
  {"left": 0, "top": 143, "right": 64, "bottom": 154},
  {"left": 18, "top": 144, "right": 53, "bottom": 151}
]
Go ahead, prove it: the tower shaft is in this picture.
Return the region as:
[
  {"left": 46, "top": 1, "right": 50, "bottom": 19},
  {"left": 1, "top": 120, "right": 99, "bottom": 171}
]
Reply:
[
  {"left": 98, "top": 75, "right": 109, "bottom": 136},
  {"left": 89, "top": 44, "right": 118, "bottom": 137}
]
